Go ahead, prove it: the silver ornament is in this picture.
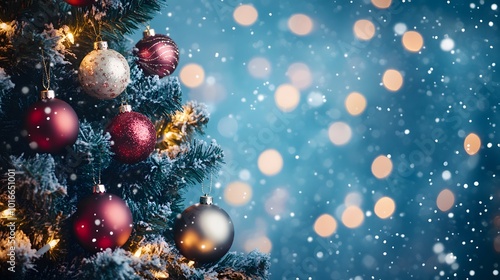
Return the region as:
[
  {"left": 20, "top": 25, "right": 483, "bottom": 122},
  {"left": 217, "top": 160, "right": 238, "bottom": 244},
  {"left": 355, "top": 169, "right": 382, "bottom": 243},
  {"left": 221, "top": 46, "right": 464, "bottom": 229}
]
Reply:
[
  {"left": 173, "top": 195, "right": 234, "bottom": 263},
  {"left": 78, "top": 41, "right": 130, "bottom": 100}
]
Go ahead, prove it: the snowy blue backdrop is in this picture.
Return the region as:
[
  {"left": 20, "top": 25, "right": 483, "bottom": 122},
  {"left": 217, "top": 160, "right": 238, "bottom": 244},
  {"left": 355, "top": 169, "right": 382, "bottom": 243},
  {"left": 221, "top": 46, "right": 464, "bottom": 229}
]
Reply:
[{"left": 134, "top": 1, "right": 500, "bottom": 279}]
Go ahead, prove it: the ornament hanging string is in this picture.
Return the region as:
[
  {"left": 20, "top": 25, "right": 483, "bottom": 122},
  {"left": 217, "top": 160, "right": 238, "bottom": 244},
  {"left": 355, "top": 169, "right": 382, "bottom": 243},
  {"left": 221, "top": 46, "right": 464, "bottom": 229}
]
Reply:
[
  {"left": 89, "top": 19, "right": 102, "bottom": 41},
  {"left": 40, "top": 49, "right": 50, "bottom": 90},
  {"left": 201, "top": 174, "right": 213, "bottom": 196},
  {"left": 120, "top": 89, "right": 130, "bottom": 106},
  {"left": 90, "top": 152, "right": 102, "bottom": 185}
]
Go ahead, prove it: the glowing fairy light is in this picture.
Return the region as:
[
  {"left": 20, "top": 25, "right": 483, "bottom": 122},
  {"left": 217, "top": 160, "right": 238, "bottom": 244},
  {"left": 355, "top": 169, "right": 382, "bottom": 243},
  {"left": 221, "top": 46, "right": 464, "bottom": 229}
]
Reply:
[
  {"left": 0, "top": 21, "right": 13, "bottom": 32},
  {"left": 1, "top": 209, "right": 13, "bottom": 218},
  {"left": 66, "top": 32, "right": 75, "bottom": 44},
  {"left": 48, "top": 239, "right": 59, "bottom": 247},
  {"left": 134, "top": 248, "right": 142, "bottom": 258},
  {"left": 36, "top": 239, "right": 60, "bottom": 256},
  {"left": 153, "top": 271, "right": 169, "bottom": 279},
  {"left": 155, "top": 102, "right": 208, "bottom": 158}
]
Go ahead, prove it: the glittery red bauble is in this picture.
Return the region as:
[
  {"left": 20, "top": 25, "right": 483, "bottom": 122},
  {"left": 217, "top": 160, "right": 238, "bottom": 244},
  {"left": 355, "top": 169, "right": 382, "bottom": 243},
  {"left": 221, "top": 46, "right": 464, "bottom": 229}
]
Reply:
[
  {"left": 73, "top": 192, "right": 133, "bottom": 253},
  {"left": 135, "top": 34, "right": 179, "bottom": 78},
  {"left": 64, "top": 0, "right": 95, "bottom": 6},
  {"left": 24, "top": 98, "right": 79, "bottom": 153},
  {"left": 106, "top": 111, "right": 156, "bottom": 164}
]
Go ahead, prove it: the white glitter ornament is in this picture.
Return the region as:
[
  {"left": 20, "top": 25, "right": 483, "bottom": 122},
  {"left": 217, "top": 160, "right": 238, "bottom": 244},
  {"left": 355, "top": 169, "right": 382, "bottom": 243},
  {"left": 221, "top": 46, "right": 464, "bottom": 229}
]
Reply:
[{"left": 78, "top": 41, "right": 130, "bottom": 100}]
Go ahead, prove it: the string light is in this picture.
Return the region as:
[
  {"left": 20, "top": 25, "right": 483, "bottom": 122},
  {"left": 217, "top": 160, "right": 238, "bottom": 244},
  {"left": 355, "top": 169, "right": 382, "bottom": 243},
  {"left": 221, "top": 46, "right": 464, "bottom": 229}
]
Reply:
[
  {"left": 1, "top": 209, "right": 16, "bottom": 220},
  {"left": 1, "top": 209, "right": 12, "bottom": 218},
  {"left": 153, "top": 271, "right": 169, "bottom": 279},
  {"left": 0, "top": 21, "right": 12, "bottom": 32},
  {"left": 35, "top": 239, "right": 60, "bottom": 256},
  {"left": 187, "top": 260, "right": 195, "bottom": 267},
  {"left": 133, "top": 248, "right": 142, "bottom": 258},
  {"left": 66, "top": 32, "right": 75, "bottom": 44}
]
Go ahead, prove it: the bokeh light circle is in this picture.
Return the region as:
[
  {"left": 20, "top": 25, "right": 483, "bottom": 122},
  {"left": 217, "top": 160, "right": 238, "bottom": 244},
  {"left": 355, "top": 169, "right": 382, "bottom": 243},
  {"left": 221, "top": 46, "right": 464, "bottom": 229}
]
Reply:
[
  {"left": 402, "top": 31, "right": 424, "bottom": 52},
  {"left": 371, "top": 0, "right": 392, "bottom": 9},
  {"left": 440, "top": 38, "right": 455, "bottom": 52},
  {"left": 217, "top": 116, "right": 238, "bottom": 138},
  {"left": 258, "top": 149, "right": 283, "bottom": 176},
  {"left": 244, "top": 235, "right": 272, "bottom": 253},
  {"left": 353, "top": 19, "right": 376, "bottom": 41},
  {"left": 437, "top": 189, "right": 455, "bottom": 212},
  {"left": 342, "top": 206, "right": 364, "bottom": 228},
  {"left": 288, "top": 14, "right": 313, "bottom": 36},
  {"left": 328, "top": 122, "right": 352, "bottom": 146},
  {"left": 275, "top": 84, "right": 300, "bottom": 112},
  {"left": 179, "top": 63, "right": 205, "bottom": 88},
  {"left": 374, "top": 196, "right": 396, "bottom": 219},
  {"left": 233, "top": 5, "right": 258, "bottom": 26},
  {"left": 345, "top": 192, "right": 363, "bottom": 206},
  {"left": 314, "top": 214, "right": 337, "bottom": 237},
  {"left": 345, "top": 92, "right": 367, "bottom": 116},
  {"left": 371, "top": 155, "right": 393, "bottom": 179},
  {"left": 382, "top": 69, "right": 403, "bottom": 92},
  {"left": 287, "top": 63, "right": 312, "bottom": 90},
  {"left": 248, "top": 57, "right": 271, "bottom": 78},
  {"left": 464, "top": 133, "right": 481, "bottom": 155},
  {"left": 224, "top": 181, "right": 252, "bottom": 206}
]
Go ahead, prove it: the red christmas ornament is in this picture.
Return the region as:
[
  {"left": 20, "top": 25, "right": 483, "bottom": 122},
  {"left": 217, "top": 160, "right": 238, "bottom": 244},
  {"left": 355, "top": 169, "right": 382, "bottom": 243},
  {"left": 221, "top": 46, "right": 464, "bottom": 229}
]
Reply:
[
  {"left": 73, "top": 184, "right": 133, "bottom": 253},
  {"left": 64, "top": 0, "right": 95, "bottom": 6},
  {"left": 106, "top": 104, "right": 156, "bottom": 164},
  {"left": 134, "top": 28, "right": 179, "bottom": 78},
  {"left": 24, "top": 90, "right": 79, "bottom": 153}
]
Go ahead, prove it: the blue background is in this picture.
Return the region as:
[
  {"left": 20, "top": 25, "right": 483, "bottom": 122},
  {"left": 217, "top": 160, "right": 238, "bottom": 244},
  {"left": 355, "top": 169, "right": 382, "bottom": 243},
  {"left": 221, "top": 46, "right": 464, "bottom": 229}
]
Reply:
[{"left": 135, "top": 1, "right": 500, "bottom": 279}]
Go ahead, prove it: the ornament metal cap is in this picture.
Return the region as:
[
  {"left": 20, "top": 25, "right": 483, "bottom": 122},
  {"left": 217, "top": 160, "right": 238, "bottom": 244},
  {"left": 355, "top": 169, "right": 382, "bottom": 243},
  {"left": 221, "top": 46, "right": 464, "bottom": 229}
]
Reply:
[
  {"left": 143, "top": 28, "right": 155, "bottom": 37},
  {"left": 119, "top": 104, "right": 132, "bottom": 113},
  {"left": 94, "top": 41, "right": 108, "bottom": 50},
  {"left": 200, "top": 195, "right": 213, "bottom": 205},
  {"left": 40, "top": 90, "right": 55, "bottom": 100},
  {"left": 92, "top": 184, "right": 106, "bottom": 194}
]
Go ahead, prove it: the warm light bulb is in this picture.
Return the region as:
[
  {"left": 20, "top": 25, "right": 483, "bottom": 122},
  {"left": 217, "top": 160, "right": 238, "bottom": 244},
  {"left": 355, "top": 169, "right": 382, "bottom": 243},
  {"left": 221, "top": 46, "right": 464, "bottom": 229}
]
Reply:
[
  {"left": 36, "top": 239, "right": 60, "bottom": 256},
  {"left": 153, "top": 271, "right": 169, "bottom": 279},
  {"left": 49, "top": 239, "right": 60, "bottom": 248},
  {"left": 134, "top": 248, "right": 142, "bottom": 257},
  {"left": 66, "top": 32, "right": 75, "bottom": 44},
  {"left": 1, "top": 209, "right": 11, "bottom": 218}
]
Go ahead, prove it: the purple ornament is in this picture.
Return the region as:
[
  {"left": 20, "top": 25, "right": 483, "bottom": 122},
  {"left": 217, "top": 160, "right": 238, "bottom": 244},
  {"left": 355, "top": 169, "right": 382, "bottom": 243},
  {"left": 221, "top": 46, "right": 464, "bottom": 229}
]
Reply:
[
  {"left": 25, "top": 90, "right": 79, "bottom": 153},
  {"left": 73, "top": 184, "right": 133, "bottom": 253},
  {"left": 135, "top": 29, "right": 179, "bottom": 78}
]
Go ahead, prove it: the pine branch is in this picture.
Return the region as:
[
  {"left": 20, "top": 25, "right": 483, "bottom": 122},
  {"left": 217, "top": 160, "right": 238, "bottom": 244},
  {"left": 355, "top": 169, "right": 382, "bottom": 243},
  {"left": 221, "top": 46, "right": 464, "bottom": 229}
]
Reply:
[
  {"left": 128, "top": 200, "right": 172, "bottom": 236},
  {"left": 9, "top": 154, "right": 68, "bottom": 210},
  {"left": 0, "top": 67, "right": 15, "bottom": 114},
  {"left": 0, "top": 230, "right": 38, "bottom": 277},
  {"left": 173, "top": 139, "right": 225, "bottom": 185},
  {"left": 127, "top": 63, "right": 183, "bottom": 119},
  {"left": 77, "top": 248, "right": 141, "bottom": 280},
  {"left": 94, "top": 0, "right": 169, "bottom": 41},
  {"left": 73, "top": 121, "right": 113, "bottom": 174},
  {"left": 0, "top": 0, "right": 36, "bottom": 22},
  {"left": 194, "top": 251, "right": 271, "bottom": 280}
]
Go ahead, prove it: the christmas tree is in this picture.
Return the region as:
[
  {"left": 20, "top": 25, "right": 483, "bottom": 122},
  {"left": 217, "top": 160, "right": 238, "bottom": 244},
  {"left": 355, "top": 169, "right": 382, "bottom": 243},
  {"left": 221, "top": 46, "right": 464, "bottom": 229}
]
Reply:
[{"left": 0, "top": 0, "right": 269, "bottom": 279}]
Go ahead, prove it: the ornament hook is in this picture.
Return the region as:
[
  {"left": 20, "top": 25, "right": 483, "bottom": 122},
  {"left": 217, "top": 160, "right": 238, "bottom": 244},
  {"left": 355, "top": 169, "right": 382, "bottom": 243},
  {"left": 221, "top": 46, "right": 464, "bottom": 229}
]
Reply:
[
  {"left": 90, "top": 152, "right": 102, "bottom": 185},
  {"left": 40, "top": 49, "right": 51, "bottom": 90},
  {"left": 201, "top": 173, "right": 213, "bottom": 196}
]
